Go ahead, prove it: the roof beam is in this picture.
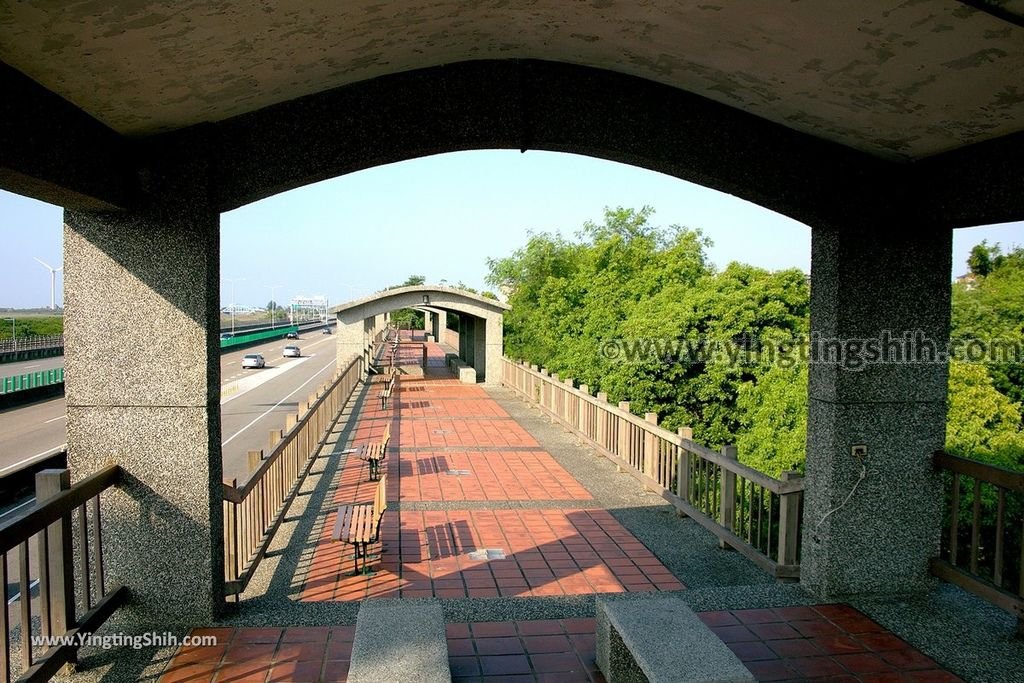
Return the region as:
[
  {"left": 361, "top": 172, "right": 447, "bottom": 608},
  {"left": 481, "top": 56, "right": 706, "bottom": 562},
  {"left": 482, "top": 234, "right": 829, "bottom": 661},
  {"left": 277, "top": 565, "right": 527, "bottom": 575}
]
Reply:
[{"left": 0, "top": 62, "right": 133, "bottom": 211}]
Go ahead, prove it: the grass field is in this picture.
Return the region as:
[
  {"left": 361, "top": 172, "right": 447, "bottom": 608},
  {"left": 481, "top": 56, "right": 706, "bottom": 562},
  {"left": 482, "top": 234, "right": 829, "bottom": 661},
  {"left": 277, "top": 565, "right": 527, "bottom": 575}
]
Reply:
[{"left": 0, "top": 313, "right": 63, "bottom": 340}]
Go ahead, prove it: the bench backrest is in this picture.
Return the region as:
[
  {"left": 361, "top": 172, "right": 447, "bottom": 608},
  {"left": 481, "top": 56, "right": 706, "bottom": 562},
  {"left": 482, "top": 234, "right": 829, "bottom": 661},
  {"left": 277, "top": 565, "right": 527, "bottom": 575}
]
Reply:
[
  {"left": 374, "top": 473, "right": 388, "bottom": 521},
  {"left": 381, "top": 420, "right": 392, "bottom": 447}
]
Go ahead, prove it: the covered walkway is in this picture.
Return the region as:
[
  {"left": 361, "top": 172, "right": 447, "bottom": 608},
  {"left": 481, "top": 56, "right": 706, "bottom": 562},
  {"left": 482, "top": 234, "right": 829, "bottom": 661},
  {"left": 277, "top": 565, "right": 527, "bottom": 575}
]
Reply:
[{"left": 154, "top": 334, "right": 982, "bottom": 682}]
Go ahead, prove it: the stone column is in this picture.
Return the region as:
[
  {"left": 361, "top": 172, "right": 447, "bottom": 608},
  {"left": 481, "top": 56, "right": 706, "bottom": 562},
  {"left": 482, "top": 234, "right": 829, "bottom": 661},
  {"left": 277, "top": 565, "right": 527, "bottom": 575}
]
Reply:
[
  {"left": 802, "top": 222, "right": 952, "bottom": 599},
  {"left": 473, "top": 315, "right": 487, "bottom": 382},
  {"left": 484, "top": 315, "right": 504, "bottom": 385},
  {"left": 63, "top": 149, "right": 224, "bottom": 629},
  {"left": 336, "top": 311, "right": 366, "bottom": 369},
  {"left": 436, "top": 310, "right": 447, "bottom": 344}
]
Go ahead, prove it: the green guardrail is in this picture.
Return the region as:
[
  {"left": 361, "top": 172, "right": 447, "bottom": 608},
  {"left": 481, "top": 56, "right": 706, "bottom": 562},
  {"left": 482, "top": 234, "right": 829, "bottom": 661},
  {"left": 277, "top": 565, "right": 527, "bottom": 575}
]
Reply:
[
  {"left": 220, "top": 325, "right": 299, "bottom": 348},
  {"left": 0, "top": 368, "right": 65, "bottom": 394}
]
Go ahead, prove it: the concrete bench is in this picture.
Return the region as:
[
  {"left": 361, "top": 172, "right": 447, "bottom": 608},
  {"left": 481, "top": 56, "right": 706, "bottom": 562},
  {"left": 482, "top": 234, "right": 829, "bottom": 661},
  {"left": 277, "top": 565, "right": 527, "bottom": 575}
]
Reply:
[
  {"left": 348, "top": 601, "right": 451, "bottom": 683},
  {"left": 596, "top": 595, "right": 754, "bottom": 683},
  {"left": 445, "top": 355, "right": 477, "bottom": 383}
]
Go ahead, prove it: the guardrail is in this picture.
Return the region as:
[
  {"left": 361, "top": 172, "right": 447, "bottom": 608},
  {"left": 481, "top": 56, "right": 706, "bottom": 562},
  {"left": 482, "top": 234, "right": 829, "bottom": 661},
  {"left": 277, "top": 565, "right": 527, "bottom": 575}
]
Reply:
[
  {"left": 222, "top": 354, "right": 365, "bottom": 596},
  {"left": 0, "top": 465, "right": 127, "bottom": 682},
  {"left": 932, "top": 450, "right": 1023, "bottom": 635},
  {"left": 0, "top": 335, "right": 63, "bottom": 354},
  {"left": 220, "top": 325, "right": 300, "bottom": 349},
  {"left": 1, "top": 369, "right": 65, "bottom": 395},
  {"left": 502, "top": 358, "right": 805, "bottom": 579}
]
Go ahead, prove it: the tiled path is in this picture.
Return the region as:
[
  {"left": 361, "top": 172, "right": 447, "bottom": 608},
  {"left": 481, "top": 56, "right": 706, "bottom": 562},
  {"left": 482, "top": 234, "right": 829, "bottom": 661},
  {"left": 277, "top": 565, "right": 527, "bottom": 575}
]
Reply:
[
  {"left": 161, "top": 607, "right": 961, "bottom": 682},
  {"left": 158, "top": 334, "right": 966, "bottom": 682}
]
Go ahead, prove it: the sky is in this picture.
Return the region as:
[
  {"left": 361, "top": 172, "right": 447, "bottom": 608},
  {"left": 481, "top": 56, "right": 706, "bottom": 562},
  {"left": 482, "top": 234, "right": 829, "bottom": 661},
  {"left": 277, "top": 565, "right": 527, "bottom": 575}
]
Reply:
[{"left": 1, "top": 149, "right": 1022, "bottom": 310}]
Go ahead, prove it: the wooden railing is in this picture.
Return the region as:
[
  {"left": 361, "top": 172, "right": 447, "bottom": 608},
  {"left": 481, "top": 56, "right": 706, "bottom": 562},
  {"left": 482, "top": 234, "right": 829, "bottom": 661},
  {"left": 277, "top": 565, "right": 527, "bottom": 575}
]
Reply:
[
  {"left": 222, "top": 355, "right": 364, "bottom": 596},
  {"left": 932, "top": 450, "right": 1023, "bottom": 634},
  {"left": 502, "top": 358, "right": 805, "bottom": 579},
  {"left": 0, "top": 464, "right": 126, "bottom": 682}
]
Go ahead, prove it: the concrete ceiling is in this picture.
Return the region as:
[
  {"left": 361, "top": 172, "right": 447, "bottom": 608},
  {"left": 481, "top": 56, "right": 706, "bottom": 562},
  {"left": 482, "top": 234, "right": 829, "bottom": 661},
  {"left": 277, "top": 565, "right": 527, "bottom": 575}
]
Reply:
[{"left": 0, "top": 1, "right": 1022, "bottom": 161}]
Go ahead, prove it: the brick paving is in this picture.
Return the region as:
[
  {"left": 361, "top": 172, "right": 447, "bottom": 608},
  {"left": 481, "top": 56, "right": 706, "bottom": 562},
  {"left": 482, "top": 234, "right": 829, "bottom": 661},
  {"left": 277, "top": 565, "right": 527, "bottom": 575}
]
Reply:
[{"left": 158, "top": 335, "right": 968, "bottom": 682}]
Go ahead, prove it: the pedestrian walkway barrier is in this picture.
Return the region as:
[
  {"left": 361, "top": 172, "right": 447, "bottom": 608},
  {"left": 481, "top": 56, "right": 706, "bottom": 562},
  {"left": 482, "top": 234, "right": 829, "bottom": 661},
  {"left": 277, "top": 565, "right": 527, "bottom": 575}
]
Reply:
[
  {"left": 222, "top": 354, "right": 365, "bottom": 596},
  {"left": 0, "top": 368, "right": 65, "bottom": 394},
  {"left": 502, "top": 358, "right": 805, "bottom": 579},
  {"left": 932, "top": 450, "right": 1024, "bottom": 635},
  {"left": 0, "top": 465, "right": 126, "bottom": 682}
]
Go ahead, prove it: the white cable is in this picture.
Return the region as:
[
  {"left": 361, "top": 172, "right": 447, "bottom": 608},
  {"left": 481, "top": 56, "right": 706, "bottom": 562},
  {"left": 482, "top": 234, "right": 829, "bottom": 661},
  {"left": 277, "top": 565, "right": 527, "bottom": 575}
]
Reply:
[{"left": 814, "top": 463, "right": 869, "bottom": 535}]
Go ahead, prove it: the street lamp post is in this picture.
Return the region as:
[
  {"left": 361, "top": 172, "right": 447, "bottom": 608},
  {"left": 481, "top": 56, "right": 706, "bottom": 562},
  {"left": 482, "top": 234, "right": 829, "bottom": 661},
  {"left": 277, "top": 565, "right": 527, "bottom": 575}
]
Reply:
[{"left": 223, "top": 278, "right": 245, "bottom": 335}]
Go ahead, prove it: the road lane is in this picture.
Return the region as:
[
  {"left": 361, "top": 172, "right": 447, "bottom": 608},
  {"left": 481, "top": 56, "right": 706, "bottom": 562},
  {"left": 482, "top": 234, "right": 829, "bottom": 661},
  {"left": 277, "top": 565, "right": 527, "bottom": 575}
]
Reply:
[
  {"left": 0, "top": 332, "right": 338, "bottom": 476},
  {"left": 0, "top": 356, "right": 65, "bottom": 375}
]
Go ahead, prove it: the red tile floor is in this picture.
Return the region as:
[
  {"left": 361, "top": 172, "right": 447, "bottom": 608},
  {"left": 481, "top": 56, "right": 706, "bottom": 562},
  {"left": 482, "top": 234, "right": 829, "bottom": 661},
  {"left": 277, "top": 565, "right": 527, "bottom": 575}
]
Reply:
[
  {"left": 160, "top": 608, "right": 962, "bottom": 682},
  {"left": 157, "top": 338, "right": 965, "bottom": 682}
]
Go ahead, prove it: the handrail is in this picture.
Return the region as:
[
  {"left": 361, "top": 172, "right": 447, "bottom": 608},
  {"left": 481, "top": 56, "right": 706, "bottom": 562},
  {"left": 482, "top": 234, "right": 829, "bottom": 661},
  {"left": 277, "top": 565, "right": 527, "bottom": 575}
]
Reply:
[
  {"left": 933, "top": 450, "right": 1024, "bottom": 493},
  {"left": 502, "top": 357, "right": 805, "bottom": 578},
  {"left": 222, "top": 354, "right": 365, "bottom": 595},
  {"left": 0, "top": 466, "right": 119, "bottom": 554},
  {"left": 932, "top": 450, "right": 1023, "bottom": 635},
  {"left": 0, "top": 463, "right": 127, "bottom": 682}
]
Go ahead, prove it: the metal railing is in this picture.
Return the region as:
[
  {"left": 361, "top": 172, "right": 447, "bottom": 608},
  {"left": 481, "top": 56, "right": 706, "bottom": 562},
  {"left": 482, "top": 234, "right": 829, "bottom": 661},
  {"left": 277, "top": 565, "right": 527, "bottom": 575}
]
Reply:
[
  {"left": 932, "top": 450, "right": 1023, "bottom": 634},
  {"left": 222, "top": 355, "right": 365, "bottom": 596},
  {"left": 0, "top": 464, "right": 126, "bottom": 682},
  {"left": 502, "top": 358, "right": 805, "bottom": 579},
  {"left": 0, "top": 336, "right": 63, "bottom": 354}
]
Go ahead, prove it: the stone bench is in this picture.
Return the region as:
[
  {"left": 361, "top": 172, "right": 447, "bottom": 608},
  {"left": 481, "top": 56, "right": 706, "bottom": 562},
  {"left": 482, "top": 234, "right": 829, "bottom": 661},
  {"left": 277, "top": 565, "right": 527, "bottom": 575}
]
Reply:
[
  {"left": 348, "top": 601, "right": 451, "bottom": 683},
  {"left": 596, "top": 595, "right": 754, "bottom": 683},
  {"left": 445, "top": 354, "right": 477, "bottom": 383}
]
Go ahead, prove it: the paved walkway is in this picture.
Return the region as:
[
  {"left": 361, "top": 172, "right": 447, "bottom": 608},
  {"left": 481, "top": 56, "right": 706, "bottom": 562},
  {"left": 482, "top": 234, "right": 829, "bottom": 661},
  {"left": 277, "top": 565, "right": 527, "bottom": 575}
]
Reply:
[{"left": 154, "top": 335, "right": 984, "bottom": 682}]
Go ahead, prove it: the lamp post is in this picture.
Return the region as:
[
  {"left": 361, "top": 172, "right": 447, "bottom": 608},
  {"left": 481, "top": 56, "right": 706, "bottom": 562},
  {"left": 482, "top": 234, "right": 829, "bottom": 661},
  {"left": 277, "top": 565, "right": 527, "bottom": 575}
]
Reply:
[
  {"left": 269, "top": 285, "right": 282, "bottom": 329},
  {"left": 2, "top": 318, "right": 14, "bottom": 351},
  {"left": 223, "top": 277, "right": 245, "bottom": 335}
]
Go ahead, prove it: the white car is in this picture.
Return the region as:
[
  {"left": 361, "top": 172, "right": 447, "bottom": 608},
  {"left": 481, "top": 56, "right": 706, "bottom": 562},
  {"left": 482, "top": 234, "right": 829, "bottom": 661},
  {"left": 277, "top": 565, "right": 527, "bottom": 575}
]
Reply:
[
  {"left": 283, "top": 345, "right": 301, "bottom": 358},
  {"left": 241, "top": 353, "right": 265, "bottom": 369}
]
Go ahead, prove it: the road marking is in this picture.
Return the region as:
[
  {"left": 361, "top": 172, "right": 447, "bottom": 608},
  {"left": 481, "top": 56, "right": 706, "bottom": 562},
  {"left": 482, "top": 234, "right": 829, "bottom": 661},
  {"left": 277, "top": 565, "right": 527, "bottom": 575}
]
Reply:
[
  {"left": 0, "top": 444, "right": 66, "bottom": 476},
  {"left": 44, "top": 415, "right": 66, "bottom": 424},
  {"left": 7, "top": 579, "right": 40, "bottom": 605},
  {"left": 222, "top": 357, "right": 337, "bottom": 446},
  {"left": 0, "top": 498, "right": 35, "bottom": 519},
  {"left": 24, "top": 364, "right": 40, "bottom": 369}
]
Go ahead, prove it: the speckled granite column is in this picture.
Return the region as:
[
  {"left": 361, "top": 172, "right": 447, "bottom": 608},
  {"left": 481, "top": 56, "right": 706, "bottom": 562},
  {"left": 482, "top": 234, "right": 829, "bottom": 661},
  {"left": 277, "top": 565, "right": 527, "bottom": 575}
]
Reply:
[
  {"left": 484, "top": 315, "right": 504, "bottom": 385},
  {"left": 336, "top": 311, "right": 366, "bottom": 369},
  {"left": 63, "top": 163, "right": 224, "bottom": 629},
  {"left": 802, "top": 223, "right": 951, "bottom": 599},
  {"left": 473, "top": 315, "right": 487, "bottom": 381}
]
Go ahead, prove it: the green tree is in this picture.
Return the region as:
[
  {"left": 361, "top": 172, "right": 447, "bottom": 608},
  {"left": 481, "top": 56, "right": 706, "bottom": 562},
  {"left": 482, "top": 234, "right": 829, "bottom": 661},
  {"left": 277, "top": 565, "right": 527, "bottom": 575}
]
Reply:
[{"left": 946, "top": 360, "right": 1024, "bottom": 469}]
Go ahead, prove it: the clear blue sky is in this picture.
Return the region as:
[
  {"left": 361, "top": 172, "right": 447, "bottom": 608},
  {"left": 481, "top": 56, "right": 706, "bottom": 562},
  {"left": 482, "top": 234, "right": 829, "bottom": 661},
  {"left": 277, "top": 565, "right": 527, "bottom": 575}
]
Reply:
[{"left": 1, "top": 150, "right": 1022, "bottom": 309}]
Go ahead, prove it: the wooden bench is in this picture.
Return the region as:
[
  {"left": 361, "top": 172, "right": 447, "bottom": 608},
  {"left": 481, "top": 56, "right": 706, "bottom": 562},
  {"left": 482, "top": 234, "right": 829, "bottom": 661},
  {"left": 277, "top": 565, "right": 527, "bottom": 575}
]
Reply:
[
  {"left": 357, "top": 420, "right": 391, "bottom": 481},
  {"left": 379, "top": 367, "right": 398, "bottom": 410},
  {"left": 332, "top": 474, "right": 388, "bottom": 575}
]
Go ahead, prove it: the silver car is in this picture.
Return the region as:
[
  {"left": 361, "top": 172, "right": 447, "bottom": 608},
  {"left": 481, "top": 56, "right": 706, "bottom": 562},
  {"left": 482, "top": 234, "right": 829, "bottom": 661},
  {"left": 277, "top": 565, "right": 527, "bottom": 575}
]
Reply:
[
  {"left": 283, "top": 345, "right": 301, "bottom": 358},
  {"left": 241, "top": 353, "right": 265, "bottom": 369}
]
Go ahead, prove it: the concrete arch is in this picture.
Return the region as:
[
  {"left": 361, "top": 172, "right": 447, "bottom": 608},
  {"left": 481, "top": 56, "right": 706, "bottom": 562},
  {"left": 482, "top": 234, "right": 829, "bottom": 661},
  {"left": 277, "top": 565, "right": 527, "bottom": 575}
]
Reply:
[
  {"left": 212, "top": 60, "right": 899, "bottom": 230},
  {"left": 330, "top": 286, "right": 509, "bottom": 383}
]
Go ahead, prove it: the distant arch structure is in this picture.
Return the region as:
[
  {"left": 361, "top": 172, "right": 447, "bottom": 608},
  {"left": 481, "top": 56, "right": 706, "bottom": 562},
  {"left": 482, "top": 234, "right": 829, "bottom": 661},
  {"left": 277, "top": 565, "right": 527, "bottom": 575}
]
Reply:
[{"left": 330, "top": 285, "right": 509, "bottom": 383}]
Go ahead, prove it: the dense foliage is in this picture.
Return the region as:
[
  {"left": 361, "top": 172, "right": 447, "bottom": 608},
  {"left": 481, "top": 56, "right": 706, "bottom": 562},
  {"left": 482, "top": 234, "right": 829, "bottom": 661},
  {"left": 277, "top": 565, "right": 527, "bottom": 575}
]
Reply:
[
  {"left": 0, "top": 315, "right": 64, "bottom": 339},
  {"left": 489, "top": 208, "right": 1024, "bottom": 475}
]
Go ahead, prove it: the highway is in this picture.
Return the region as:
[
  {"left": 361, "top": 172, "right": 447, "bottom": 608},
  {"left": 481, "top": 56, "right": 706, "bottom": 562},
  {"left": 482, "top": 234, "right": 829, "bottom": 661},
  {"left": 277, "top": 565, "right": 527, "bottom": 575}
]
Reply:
[
  {"left": 0, "top": 355, "right": 64, "bottom": 376},
  {"left": 0, "top": 330, "right": 340, "bottom": 485},
  {"left": 1, "top": 330, "right": 341, "bottom": 607}
]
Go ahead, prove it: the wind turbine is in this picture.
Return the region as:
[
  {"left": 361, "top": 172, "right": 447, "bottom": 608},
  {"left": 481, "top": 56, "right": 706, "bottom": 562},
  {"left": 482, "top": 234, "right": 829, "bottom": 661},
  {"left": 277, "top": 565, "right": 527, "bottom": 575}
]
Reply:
[{"left": 34, "top": 258, "right": 62, "bottom": 311}]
